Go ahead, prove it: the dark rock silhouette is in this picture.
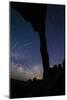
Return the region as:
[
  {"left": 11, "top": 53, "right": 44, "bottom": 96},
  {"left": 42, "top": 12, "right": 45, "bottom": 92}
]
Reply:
[
  {"left": 33, "top": 77, "right": 37, "bottom": 81},
  {"left": 10, "top": 2, "right": 49, "bottom": 78},
  {"left": 53, "top": 64, "right": 57, "bottom": 71},
  {"left": 10, "top": 60, "right": 65, "bottom": 98},
  {"left": 63, "top": 59, "right": 65, "bottom": 71}
]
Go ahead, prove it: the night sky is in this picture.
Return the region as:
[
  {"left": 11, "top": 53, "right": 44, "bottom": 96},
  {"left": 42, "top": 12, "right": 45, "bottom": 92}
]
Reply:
[{"left": 10, "top": 4, "right": 65, "bottom": 81}]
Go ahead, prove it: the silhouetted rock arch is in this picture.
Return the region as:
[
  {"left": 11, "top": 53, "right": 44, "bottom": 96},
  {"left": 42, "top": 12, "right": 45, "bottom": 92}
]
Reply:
[{"left": 10, "top": 2, "right": 49, "bottom": 78}]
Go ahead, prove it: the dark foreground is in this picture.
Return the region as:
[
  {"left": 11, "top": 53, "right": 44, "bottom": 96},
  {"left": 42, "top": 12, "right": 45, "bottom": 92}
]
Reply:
[{"left": 10, "top": 63, "right": 65, "bottom": 99}]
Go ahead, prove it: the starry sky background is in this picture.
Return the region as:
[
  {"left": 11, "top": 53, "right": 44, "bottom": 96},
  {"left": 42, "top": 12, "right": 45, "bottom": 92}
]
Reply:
[{"left": 10, "top": 4, "right": 65, "bottom": 81}]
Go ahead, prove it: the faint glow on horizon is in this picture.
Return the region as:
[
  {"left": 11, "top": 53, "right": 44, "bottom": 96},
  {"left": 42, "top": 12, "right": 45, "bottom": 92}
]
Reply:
[{"left": 10, "top": 63, "right": 43, "bottom": 81}]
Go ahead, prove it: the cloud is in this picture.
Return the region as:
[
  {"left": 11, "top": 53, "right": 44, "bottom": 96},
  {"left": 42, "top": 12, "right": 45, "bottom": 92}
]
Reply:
[
  {"left": 20, "top": 41, "right": 33, "bottom": 48},
  {"left": 11, "top": 52, "right": 25, "bottom": 61},
  {"left": 12, "top": 42, "right": 19, "bottom": 51}
]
